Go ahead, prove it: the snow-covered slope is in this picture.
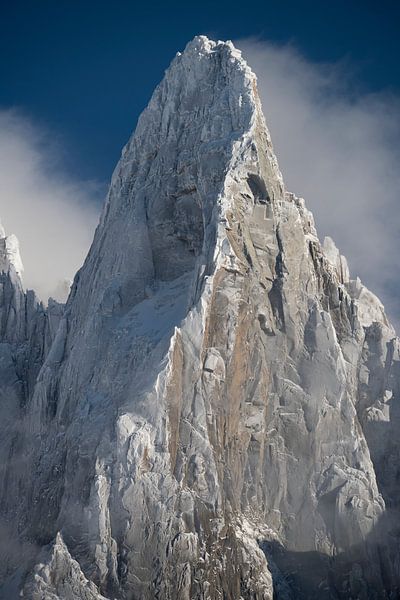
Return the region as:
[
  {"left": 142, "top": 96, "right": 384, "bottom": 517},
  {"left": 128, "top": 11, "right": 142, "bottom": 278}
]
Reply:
[{"left": 0, "top": 36, "right": 399, "bottom": 599}]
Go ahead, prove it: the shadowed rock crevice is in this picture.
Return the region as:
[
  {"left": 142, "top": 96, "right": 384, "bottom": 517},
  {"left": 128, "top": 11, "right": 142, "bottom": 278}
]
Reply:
[
  {"left": 261, "top": 511, "right": 400, "bottom": 600},
  {"left": 247, "top": 173, "right": 270, "bottom": 204}
]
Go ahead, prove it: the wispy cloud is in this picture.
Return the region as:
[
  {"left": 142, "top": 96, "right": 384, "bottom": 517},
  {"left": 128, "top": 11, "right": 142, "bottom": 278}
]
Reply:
[
  {"left": 239, "top": 39, "right": 400, "bottom": 324},
  {"left": 0, "top": 109, "right": 100, "bottom": 302}
]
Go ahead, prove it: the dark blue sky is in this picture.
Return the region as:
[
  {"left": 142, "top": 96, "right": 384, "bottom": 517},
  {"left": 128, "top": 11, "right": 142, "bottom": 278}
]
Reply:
[{"left": 1, "top": 0, "right": 399, "bottom": 185}]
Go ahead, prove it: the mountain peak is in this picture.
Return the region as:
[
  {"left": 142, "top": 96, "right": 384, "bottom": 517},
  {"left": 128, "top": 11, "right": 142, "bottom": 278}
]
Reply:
[
  {"left": 181, "top": 34, "right": 245, "bottom": 60},
  {"left": 77, "top": 34, "right": 283, "bottom": 326}
]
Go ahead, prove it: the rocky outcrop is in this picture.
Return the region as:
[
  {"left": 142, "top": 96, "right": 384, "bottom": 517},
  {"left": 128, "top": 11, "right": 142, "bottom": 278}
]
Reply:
[
  {"left": 22, "top": 533, "right": 108, "bottom": 600},
  {"left": 0, "top": 223, "right": 64, "bottom": 594},
  {"left": 0, "top": 36, "right": 399, "bottom": 599}
]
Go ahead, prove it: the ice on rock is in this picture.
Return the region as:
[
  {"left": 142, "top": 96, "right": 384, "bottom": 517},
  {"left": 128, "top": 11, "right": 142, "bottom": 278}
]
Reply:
[
  {"left": 348, "top": 276, "right": 392, "bottom": 330},
  {"left": 0, "top": 36, "right": 400, "bottom": 599},
  {"left": 323, "top": 236, "right": 392, "bottom": 331},
  {"left": 323, "top": 235, "right": 349, "bottom": 284},
  {"left": 0, "top": 227, "right": 24, "bottom": 278}
]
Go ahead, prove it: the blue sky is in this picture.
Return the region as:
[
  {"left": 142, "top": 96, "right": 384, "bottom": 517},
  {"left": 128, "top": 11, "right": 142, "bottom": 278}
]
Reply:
[{"left": 1, "top": 0, "right": 399, "bottom": 182}]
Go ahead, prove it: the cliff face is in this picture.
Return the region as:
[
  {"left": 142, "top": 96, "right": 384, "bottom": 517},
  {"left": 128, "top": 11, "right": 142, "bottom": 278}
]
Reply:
[{"left": 0, "top": 36, "right": 399, "bottom": 599}]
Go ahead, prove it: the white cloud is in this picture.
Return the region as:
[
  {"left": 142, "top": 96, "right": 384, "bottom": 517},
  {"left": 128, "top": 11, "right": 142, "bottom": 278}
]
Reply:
[
  {"left": 0, "top": 109, "right": 100, "bottom": 302},
  {"left": 239, "top": 39, "right": 400, "bottom": 325}
]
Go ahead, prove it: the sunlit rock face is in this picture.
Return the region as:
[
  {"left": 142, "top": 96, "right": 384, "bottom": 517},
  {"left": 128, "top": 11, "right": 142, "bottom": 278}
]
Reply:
[{"left": 0, "top": 36, "right": 400, "bottom": 599}]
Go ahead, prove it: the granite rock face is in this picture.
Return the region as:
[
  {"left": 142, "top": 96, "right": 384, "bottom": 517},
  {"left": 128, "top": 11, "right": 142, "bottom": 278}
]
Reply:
[{"left": 0, "top": 36, "right": 400, "bottom": 599}]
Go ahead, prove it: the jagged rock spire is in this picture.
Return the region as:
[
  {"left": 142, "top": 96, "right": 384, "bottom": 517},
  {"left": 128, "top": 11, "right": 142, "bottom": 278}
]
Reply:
[
  {"left": 0, "top": 219, "right": 24, "bottom": 278},
  {"left": 0, "top": 36, "right": 399, "bottom": 599}
]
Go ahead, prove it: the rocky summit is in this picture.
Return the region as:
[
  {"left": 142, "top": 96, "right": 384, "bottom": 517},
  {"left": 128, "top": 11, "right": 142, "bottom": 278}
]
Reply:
[{"left": 0, "top": 36, "right": 399, "bottom": 600}]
